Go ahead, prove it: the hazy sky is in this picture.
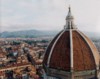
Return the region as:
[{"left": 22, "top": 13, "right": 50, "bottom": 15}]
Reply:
[{"left": 1, "top": 0, "right": 100, "bottom": 33}]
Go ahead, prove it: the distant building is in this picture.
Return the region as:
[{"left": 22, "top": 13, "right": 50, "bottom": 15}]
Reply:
[{"left": 43, "top": 7, "right": 100, "bottom": 79}]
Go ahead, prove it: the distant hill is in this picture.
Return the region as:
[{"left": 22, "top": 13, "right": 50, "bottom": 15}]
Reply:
[
  {"left": 0, "top": 30, "right": 58, "bottom": 38},
  {"left": 0, "top": 29, "right": 100, "bottom": 39}
]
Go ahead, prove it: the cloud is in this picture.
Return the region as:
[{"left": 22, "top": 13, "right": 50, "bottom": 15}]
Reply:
[{"left": 0, "top": 0, "right": 100, "bottom": 33}]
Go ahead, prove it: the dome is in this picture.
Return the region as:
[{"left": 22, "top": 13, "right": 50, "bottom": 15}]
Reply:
[
  {"left": 43, "top": 7, "right": 100, "bottom": 79},
  {"left": 43, "top": 30, "right": 99, "bottom": 70}
]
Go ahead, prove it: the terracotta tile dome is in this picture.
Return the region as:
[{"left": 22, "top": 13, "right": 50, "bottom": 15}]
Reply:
[
  {"left": 43, "top": 30, "right": 99, "bottom": 71},
  {"left": 43, "top": 7, "right": 100, "bottom": 79}
]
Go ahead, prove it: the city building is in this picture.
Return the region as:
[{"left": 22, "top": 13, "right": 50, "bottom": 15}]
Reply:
[{"left": 43, "top": 7, "right": 100, "bottom": 79}]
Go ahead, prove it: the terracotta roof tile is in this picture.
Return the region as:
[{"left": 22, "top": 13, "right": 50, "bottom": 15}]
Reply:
[
  {"left": 73, "top": 31, "right": 96, "bottom": 71},
  {"left": 43, "top": 31, "right": 63, "bottom": 66},
  {"left": 43, "top": 30, "right": 99, "bottom": 72},
  {"left": 49, "top": 31, "right": 70, "bottom": 71}
]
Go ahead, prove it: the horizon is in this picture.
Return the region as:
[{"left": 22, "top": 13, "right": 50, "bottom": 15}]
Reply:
[
  {"left": 0, "top": 28, "right": 100, "bottom": 34},
  {"left": 1, "top": 0, "right": 100, "bottom": 33}
]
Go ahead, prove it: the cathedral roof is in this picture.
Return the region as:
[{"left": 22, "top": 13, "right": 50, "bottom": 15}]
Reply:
[{"left": 43, "top": 7, "right": 100, "bottom": 72}]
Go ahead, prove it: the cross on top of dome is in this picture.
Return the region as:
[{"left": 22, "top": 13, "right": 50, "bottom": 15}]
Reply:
[{"left": 64, "top": 6, "right": 77, "bottom": 29}]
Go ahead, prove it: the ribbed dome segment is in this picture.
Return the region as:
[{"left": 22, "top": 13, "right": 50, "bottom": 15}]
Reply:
[
  {"left": 43, "top": 31, "right": 63, "bottom": 66},
  {"left": 49, "top": 31, "right": 70, "bottom": 71},
  {"left": 73, "top": 31, "right": 96, "bottom": 71}
]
